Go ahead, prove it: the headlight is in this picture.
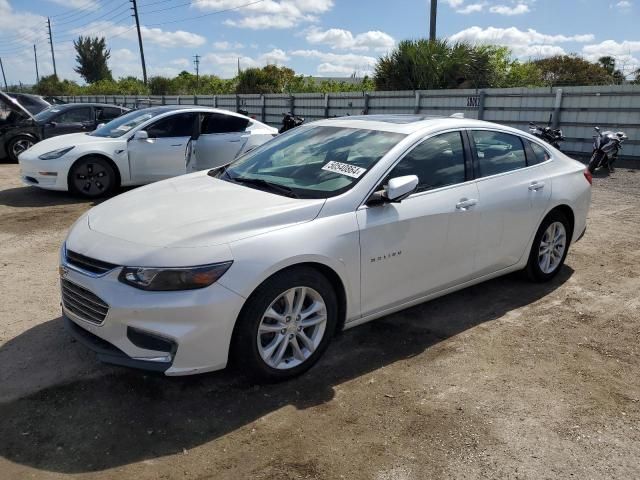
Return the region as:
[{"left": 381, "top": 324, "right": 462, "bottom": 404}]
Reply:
[
  {"left": 118, "top": 262, "right": 233, "bottom": 291},
  {"left": 38, "top": 146, "right": 75, "bottom": 160}
]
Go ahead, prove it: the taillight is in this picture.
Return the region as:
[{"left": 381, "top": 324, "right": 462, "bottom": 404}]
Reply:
[{"left": 584, "top": 169, "right": 593, "bottom": 185}]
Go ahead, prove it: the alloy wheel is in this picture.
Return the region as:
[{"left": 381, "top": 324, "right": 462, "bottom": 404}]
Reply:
[
  {"left": 538, "top": 221, "right": 566, "bottom": 274},
  {"left": 11, "top": 139, "right": 33, "bottom": 158},
  {"left": 73, "top": 162, "right": 111, "bottom": 196},
  {"left": 257, "top": 286, "right": 327, "bottom": 370}
]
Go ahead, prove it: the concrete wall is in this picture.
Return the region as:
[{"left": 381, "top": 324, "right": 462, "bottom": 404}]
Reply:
[{"left": 61, "top": 85, "right": 640, "bottom": 159}]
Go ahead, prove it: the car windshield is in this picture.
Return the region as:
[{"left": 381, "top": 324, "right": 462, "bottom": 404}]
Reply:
[
  {"left": 217, "top": 125, "right": 405, "bottom": 199},
  {"left": 33, "top": 106, "right": 64, "bottom": 122},
  {"left": 90, "top": 109, "right": 162, "bottom": 138}
]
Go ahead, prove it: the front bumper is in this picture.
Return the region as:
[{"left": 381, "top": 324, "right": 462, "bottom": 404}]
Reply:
[
  {"left": 19, "top": 155, "right": 71, "bottom": 191},
  {"left": 60, "top": 256, "right": 246, "bottom": 376},
  {"left": 64, "top": 315, "right": 174, "bottom": 373}
]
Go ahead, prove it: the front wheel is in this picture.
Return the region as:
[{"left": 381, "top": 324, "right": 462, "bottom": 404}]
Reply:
[
  {"left": 7, "top": 135, "right": 36, "bottom": 163},
  {"left": 526, "top": 211, "right": 571, "bottom": 282},
  {"left": 588, "top": 152, "right": 604, "bottom": 174},
  {"left": 68, "top": 156, "right": 116, "bottom": 198},
  {"left": 232, "top": 267, "right": 338, "bottom": 382}
]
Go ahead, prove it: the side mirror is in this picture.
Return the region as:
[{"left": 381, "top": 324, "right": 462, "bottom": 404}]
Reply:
[
  {"left": 134, "top": 130, "right": 149, "bottom": 140},
  {"left": 96, "top": 123, "right": 105, "bottom": 129},
  {"left": 47, "top": 121, "right": 57, "bottom": 127},
  {"left": 384, "top": 175, "right": 419, "bottom": 202}
]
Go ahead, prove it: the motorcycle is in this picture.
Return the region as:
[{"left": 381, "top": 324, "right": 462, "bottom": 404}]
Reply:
[
  {"left": 528, "top": 120, "right": 564, "bottom": 149},
  {"left": 588, "top": 126, "right": 628, "bottom": 173},
  {"left": 279, "top": 112, "right": 304, "bottom": 133}
]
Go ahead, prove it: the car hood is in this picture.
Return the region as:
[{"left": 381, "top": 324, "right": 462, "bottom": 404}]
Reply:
[
  {"left": 87, "top": 171, "right": 326, "bottom": 248},
  {"left": 0, "top": 91, "right": 34, "bottom": 121},
  {"left": 24, "top": 132, "right": 123, "bottom": 155}
]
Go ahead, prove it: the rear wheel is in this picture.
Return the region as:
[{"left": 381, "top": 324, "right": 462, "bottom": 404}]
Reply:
[
  {"left": 68, "top": 156, "right": 116, "bottom": 198},
  {"left": 232, "top": 267, "right": 338, "bottom": 382},
  {"left": 7, "top": 135, "right": 36, "bottom": 163},
  {"left": 526, "top": 211, "right": 570, "bottom": 282}
]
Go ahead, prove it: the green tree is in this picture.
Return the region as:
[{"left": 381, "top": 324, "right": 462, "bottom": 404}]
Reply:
[
  {"left": 73, "top": 36, "right": 112, "bottom": 84},
  {"left": 534, "top": 55, "right": 613, "bottom": 86},
  {"left": 374, "top": 39, "right": 492, "bottom": 90},
  {"left": 34, "top": 74, "right": 81, "bottom": 96},
  {"left": 236, "top": 65, "right": 298, "bottom": 94},
  {"left": 598, "top": 56, "right": 625, "bottom": 84}
]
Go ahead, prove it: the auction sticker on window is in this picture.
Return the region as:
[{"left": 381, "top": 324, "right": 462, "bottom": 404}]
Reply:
[{"left": 322, "top": 161, "right": 366, "bottom": 179}]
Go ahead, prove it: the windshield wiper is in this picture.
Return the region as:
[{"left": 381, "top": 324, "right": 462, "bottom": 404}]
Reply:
[{"left": 231, "top": 176, "right": 299, "bottom": 198}]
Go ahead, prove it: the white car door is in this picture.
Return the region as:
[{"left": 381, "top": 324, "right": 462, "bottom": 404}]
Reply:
[
  {"left": 189, "top": 112, "right": 250, "bottom": 171},
  {"left": 128, "top": 112, "right": 198, "bottom": 182},
  {"left": 357, "top": 131, "right": 480, "bottom": 317},
  {"left": 470, "top": 129, "right": 552, "bottom": 277}
]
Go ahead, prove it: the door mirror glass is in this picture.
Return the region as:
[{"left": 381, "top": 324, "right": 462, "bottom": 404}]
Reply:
[
  {"left": 134, "top": 130, "right": 149, "bottom": 140},
  {"left": 384, "top": 175, "right": 419, "bottom": 202}
]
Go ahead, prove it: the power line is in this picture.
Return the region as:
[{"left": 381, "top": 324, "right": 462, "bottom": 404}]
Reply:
[
  {"left": 52, "top": 2, "right": 130, "bottom": 28},
  {"left": 144, "top": 0, "right": 265, "bottom": 27}
]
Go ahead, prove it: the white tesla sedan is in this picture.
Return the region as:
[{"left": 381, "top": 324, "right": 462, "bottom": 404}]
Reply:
[
  {"left": 60, "top": 115, "right": 591, "bottom": 381},
  {"left": 18, "top": 106, "right": 277, "bottom": 197}
]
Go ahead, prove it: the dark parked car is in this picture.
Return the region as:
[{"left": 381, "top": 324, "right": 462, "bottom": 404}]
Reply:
[{"left": 0, "top": 92, "right": 129, "bottom": 162}]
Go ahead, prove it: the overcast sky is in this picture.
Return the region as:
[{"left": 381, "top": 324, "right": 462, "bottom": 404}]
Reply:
[{"left": 1, "top": 0, "right": 638, "bottom": 85}]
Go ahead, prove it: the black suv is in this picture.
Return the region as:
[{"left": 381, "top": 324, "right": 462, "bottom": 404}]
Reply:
[{"left": 0, "top": 92, "right": 129, "bottom": 162}]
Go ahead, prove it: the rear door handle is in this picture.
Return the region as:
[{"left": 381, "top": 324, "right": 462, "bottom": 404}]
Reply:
[
  {"left": 171, "top": 143, "right": 183, "bottom": 147},
  {"left": 456, "top": 198, "right": 478, "bottom": 210},
  {"left": 528, "top": 181, "right": 545, "bottom": 191}
]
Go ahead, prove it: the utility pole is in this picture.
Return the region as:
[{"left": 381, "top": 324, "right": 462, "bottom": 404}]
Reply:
[
  {"left": 237, "top": 57, "right": 240, "bottom": 76},
  {"left": 130, "top": 0, "right": 148, "bottom": 84},
  {"left": 429, "top": 0, "right": 437, "bottom": 41},
  {"left": 47, "top": 17, "right": 57, "bottom": 77},
  {"left": 193, "top": 54, "right": 200, "bottom": 92},
  {"left": 0, "top": 57, "right": 7, "bottom": 90},
  {"left": 34, "top": 44, "right": 40, "bottom": 84}
]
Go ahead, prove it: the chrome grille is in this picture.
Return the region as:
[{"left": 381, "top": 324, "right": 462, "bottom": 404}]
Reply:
[
  {"left": 61, "top": 279, "right": 109, "bottom": 325},
  {"left": 66, "top": 249, "right": 117, "bottom": 275}
]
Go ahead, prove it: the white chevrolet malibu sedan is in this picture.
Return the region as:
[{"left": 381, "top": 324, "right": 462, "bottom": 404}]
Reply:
[
  {"left": 60, "top": 115, "right": 592, "bottom": 381},
  {"left": 18, "top": 106, "right": 277, "bottom": 197}
]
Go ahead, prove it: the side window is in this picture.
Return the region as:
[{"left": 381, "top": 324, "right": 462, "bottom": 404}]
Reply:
[
  {"left": 472, "top": 130, "right": 526, "bottom": 178},
  {"left": 146, "top": 113, "right": 197, "bottom": 138},
  {"left": 56, "top": 107, "right": 93, "bottom": 123},
  {"left": 389, "top": 131, "right": 466, "bottom": 192},
  {"left": 97, "top": 107, "right": 123, "bottom": 122},
  {"left": 526, "top": 140, "right": 551, "bottom": 165},
  {"left": 201, "top": 113, "right": 249, "bottom": 134}
]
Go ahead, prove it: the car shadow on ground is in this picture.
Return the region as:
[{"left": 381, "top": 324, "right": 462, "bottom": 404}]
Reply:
[
  {"left": 0, "top": 185, "right": 135, "bottom": 208},
  {"left": 0, "top": 267, "right": 573, "bottom": 474}
]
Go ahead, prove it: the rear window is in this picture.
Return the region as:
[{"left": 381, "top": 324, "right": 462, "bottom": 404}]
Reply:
[
  {"left": 201, "top": 113, "right": 249, "bottom": 134},
  {"left": 472, "top": 130, "right": 526, "bottom": 178},
  {"left": 527, "top": 140, "right": 551, "bottom": 165}
]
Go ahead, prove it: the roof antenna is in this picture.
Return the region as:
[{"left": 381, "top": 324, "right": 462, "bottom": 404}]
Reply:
[{"left": 450, "top": 113, "right": 464, "bottom": 119}]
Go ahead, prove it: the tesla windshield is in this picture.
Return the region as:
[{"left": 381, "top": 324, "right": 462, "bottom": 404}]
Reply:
[
  {"left": 217, "top": 125, "right": 406, "bottom": 199},
  {"left": 91, "top": 109, "right": 162, "bottom": 138}
]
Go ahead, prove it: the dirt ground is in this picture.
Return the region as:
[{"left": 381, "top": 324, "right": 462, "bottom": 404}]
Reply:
[{"left": 0, "top": 161, "right": 639, "bottom": 480}]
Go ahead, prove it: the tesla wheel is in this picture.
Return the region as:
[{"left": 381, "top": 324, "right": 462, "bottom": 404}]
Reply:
[
  {"left": 7, "top": 135, "right": 35, "bottom": 163},
  {"left": 526, "top": 211, "right": 570, "bottom": 282},
  {"left": 232, "top": 267, "right": 338, "bottom": 382},
  {"left": 68, "top": 156, "right": 116, "bottom": 198}
]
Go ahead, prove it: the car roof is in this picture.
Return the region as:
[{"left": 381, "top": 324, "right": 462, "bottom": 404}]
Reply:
[{"left": 312, "top": 114, "right": 510, "bottom": 135}]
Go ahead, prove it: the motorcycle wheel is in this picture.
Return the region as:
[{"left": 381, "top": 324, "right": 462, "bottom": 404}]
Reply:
[{"left": 588, "top": 152, "right": 604, "bottom": 174}]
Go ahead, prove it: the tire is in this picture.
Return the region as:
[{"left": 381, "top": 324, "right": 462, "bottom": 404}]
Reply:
[
  {"left": 587, "top": 152, "right": 604, "bottom": 174},
  {"left": 231, "top": 266, "right": 338, "bottom": 382},
  {"left": 7, "top": 135, "right": 36, "bottom": 163},
  {"left": 526, "top": 211, "right": 571, "bottom": 282},
  {"left": 68, "top": 156, "right": 117, "bottom": 198}
]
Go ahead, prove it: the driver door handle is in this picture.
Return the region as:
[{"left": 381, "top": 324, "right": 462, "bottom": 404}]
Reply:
[
  {"left": 456, "top": 198, "right": 478, "bottom": 210},
  {"left": 528, "top": 181, "right": 545, "bottom": 191},
  {"left": 171, "top": 143, "right": 184, "bottom": 147}
]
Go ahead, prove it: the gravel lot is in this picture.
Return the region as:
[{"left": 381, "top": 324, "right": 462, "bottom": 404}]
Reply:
[{"left": 1, "top": 162, "right": 639, "bottom": 479}]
